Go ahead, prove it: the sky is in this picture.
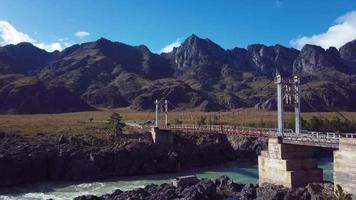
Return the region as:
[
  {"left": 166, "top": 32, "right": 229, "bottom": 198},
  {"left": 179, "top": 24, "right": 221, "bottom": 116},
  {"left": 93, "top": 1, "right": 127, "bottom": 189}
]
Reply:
[{"left": 0, "top": 0, "right": 356, "bottom": 53}]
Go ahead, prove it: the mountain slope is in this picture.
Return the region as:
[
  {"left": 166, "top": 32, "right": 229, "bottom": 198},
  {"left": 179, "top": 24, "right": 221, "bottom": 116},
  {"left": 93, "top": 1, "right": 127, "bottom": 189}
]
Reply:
[
  {"left": 1, "top": 34, "right": 356, "bottom": 113},
  {"left": 0, "top": 43, "right": 56, "bottom": 74},
  {"left": 0, "top": 74, "right": 92, "bottom": 114}
]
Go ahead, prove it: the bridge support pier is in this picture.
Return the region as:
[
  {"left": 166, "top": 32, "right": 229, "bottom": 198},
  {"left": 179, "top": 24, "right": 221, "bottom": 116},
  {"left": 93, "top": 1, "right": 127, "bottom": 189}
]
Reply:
[
  {"left": 150, "top": 127, "right": 174, "bottom": 145},
  {"left": 259, "top": 137, "right": 323, "bottom": 188},
  {"left": 334, "top": 138, "right": 356, "bottom": 198}
]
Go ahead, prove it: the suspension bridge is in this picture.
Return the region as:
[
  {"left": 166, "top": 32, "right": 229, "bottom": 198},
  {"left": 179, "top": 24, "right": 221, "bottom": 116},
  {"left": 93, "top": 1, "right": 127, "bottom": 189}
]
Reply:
[
  {"left": 148, "top": 75, "right": 356, "bottom": 148},
  {"left": 143, "top": 75, "right": 356, "bottom": 195}
]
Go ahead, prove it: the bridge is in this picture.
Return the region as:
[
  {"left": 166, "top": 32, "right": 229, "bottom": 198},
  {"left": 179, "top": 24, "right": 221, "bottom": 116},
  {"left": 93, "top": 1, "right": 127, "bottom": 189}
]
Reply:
[
  {"left": 142, "top": 75, "right": 356, "bottom": 197},
  {"left": 158, "top": 124, "right": 356, "bottom": 148}
]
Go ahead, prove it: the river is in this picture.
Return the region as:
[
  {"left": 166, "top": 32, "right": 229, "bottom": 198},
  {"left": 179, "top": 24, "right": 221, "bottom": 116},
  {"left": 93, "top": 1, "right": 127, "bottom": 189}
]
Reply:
[{"left": 0, "top": 158, "right": 333, "bottom": 200}]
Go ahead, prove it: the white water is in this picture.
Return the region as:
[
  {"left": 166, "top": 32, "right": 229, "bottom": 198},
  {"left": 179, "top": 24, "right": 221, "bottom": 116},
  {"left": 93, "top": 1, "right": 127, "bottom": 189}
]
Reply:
[{"left": 0, "top": 158, "right": 333, "bottom": 200}]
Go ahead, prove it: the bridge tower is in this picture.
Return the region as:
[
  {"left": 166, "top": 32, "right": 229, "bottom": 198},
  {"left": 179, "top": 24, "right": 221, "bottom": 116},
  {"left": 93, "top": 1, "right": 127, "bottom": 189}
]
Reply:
[
  {"left": 155, "top": 99, "right": 159, "bottom": 127},
  {"left": 259, "top": 75, "right": 323, "bottom": 188},
  {"left": 276, "top": 75, "right": 284, "bottom": 134},
  {"left": 165, "top": 100, "right": 168, "bottom": 126},
  {"left": 154, "top": 99, "right": 169, "bottom": 127},
  {"left": 275, "top": 75, "right": 301, "bottom": 134},
  {"left": 293, "top": 76, "right": 301, "bottom": 134}
]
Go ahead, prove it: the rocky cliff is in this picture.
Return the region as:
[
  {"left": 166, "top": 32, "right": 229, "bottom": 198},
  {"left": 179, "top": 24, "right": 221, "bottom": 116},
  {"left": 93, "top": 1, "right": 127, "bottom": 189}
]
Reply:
[{"left": 0, "top": 132, "right": 266, "bottom": 187}]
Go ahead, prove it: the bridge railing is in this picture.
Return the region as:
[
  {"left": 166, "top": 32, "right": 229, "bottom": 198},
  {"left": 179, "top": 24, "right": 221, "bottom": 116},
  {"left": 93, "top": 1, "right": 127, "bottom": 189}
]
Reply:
[
  {"left": 345, "top": 133, "right": 356, "bottom": 138},
  {"left": 158, "top": 124, "right": 285, "bottom": 137},
  {"left": 157, "top": 124, "right": 356, "bottom": 144}
]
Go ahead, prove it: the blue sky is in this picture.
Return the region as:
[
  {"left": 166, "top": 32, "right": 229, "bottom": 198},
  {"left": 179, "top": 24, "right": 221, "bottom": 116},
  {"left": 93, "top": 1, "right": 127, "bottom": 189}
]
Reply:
[{"left": 0, "top": 0, "right": 356, "bottom": 52}]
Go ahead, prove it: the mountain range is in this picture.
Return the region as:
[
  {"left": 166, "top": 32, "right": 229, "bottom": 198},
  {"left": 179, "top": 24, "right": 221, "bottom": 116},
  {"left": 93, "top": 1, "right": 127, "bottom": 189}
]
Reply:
[{"left": 1, "top": 34, "right": 356, "bottom": 114}]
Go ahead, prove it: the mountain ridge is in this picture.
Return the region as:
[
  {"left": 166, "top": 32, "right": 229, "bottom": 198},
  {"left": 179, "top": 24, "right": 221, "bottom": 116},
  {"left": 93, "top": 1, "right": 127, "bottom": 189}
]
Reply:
[{"left": 1, "top": 34, "right": 356, "bottom": 113}]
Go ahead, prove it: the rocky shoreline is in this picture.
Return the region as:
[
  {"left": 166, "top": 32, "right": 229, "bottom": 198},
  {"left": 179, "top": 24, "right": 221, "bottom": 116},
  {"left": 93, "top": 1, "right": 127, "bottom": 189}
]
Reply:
[
  {"left": 73, "top": 176, "right": 335, "bottom": 200},
  {"left": 0, "top": 132, "right": 266, "bottom": 187}
]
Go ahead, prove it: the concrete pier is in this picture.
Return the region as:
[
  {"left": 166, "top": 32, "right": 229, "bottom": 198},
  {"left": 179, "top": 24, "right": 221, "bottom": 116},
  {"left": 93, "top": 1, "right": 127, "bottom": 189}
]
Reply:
[
  {"left": 150, "top": 127, "right": 174, "bottom": 144},
  {"left": 334, "top": 138, "right": 356, "bottom": 198},
  {"left": 259, "top": 137, "right": 323, "bottom": 188}
]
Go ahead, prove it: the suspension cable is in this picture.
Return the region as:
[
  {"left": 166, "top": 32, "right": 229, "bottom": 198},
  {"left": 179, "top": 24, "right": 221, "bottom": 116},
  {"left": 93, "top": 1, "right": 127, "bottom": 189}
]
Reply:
[{"left": 303, "top": 81, "right": 350, "bottom": 122}]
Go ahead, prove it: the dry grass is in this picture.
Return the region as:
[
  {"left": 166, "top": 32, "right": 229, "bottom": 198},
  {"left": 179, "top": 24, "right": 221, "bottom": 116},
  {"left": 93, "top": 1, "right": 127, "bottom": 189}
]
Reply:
[{"left": 0, "top": 107, "right": 355, "bottom": 136}]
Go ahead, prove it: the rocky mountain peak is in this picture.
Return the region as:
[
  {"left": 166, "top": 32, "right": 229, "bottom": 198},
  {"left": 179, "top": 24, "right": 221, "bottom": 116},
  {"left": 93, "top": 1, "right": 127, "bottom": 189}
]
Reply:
[
  {"left": 339, "top": 39, "right": 356, "bottom": 62},
  {"left": 293, "top": 44, "right": 343, "bottom": 74},
  {"left": 169, "top": 34, "right": 226, "bottom": 70},
  {"left": 95, "top": 37, "right": 112, "bottom": 45},
  {"left": 247, "top": 44, "right": 298, "bottom": 76},
  {"left": 293, "top": 44, "right": 329, "bottom": 74}
]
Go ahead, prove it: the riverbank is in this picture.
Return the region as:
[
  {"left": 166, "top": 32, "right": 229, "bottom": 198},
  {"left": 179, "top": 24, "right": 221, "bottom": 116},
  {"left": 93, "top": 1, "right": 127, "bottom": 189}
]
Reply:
[
  {"left": 0, "top": 158, "right": 334, "bottom": 199},
  {"left": 72, "top": 176, "right": 335, "bottom": 200},
  {"left": 0, "top": 132, "right": 266, "bottom": 187}
]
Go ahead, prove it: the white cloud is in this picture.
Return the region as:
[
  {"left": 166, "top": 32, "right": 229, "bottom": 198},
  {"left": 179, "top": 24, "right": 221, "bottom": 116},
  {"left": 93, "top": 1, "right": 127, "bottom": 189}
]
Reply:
[
  {"left": 159, "top": 39, "right": 182, "bottom": 53},
  {"left": 290, "top": 11, "right": 356, "bottom": 50},
  {"left": 74, "top": 31, "right": 90, "bottom": 39},
  {"left": 0, "top": 21, "right": 35, "bottom": 45},
  {"left": 0, "top": 20, "right": 71, "bottom": 52}
]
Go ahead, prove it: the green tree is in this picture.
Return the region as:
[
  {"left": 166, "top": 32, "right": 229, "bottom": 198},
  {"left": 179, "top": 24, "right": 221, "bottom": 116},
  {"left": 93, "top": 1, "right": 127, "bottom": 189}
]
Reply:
[{"left": 106, "top": 112, "right": 125, "bottom": 138}]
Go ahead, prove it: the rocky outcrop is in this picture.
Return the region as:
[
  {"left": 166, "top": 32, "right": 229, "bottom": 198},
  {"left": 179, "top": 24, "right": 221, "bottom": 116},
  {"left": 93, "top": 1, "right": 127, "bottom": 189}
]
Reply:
[
  {"left": 0, "top": 132, "right": 265, "bottom": 187},
  {"left": 74, "top": 176, "right": 337, "bottom": 200},
  {"left": 340, "top": 39, "right": 356, "bottom": 62},
  {"left": 240, "top": 182, "right": 336, "bottom": 200},
  {"left": 293, "top": 44, "right": 344, "bottom": 74},
  {"left": 254, "top": 98, "right": 277, "bottom": 110},
  {"left": 167, "top": 34, "right": 226, "bottom": 70},
  {"left": 247, "top": 44, "right": 298, "bottom": 76},
  {"left": 75, "top": 179, "right": 220, "bottom": 200}
]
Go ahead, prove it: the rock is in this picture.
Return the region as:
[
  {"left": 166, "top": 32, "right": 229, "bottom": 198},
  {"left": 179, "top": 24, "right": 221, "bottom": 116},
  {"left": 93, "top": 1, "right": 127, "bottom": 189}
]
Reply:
[
  {"left": 215, "top": 176, "right": 244, "bottom": 194},
  {"left": 252, "top": 182, "right": 335, "bottom": 200},
  {"left": 168, "top": 34, "right": 226, "bottom": 70},
  {"left": 173, "top": 175, "right": 200, "bottom": 188},
  {"left": 58, "top": 135, "right": 68, "bottom": 144},
  {"left": 247, "top": 44, "right": 298, "bottom": 76},
  {"left": 0, "top": 132, "right": 260, "bottom": 187},
  {"left": 71, "top": 176, "right": 338, "bottom": 200},
  {"left": 293, "top": 44, "right": 342, "bottom": 74},
  {"left": 101, "top": 189, "right": 123, "bottom": 199},
  {"left": 113, "top": 188, "right": 150, "bottom": 200},
  {"left": 145, "top": 183, "right": 177, "bottom": 200},
  {"left": 254, "top": 98, "right": 276, "bottom": 110},
  {"left": 340, "top": 39, "right": 356, "bottom": 62},
  {"left": 305, "top": 182, "right": 334, "bottom": 200},
  {"left": 73, "top": 195, "right": 103, "bottom": 200},
  {"left": 240, "top": 184, "right": 258, "bottom": 200},
  {"left": 255, "top": 183, "right": 289, "bottom": 200},
  {"left": 179, "top": 179, "right": 219, "bottom": 200}
]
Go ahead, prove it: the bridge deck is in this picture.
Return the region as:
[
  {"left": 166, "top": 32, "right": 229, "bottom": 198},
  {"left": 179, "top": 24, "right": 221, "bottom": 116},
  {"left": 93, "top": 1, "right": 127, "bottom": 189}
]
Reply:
[{"left": 157, "top": 124, "right": 356, "bottom": 148}]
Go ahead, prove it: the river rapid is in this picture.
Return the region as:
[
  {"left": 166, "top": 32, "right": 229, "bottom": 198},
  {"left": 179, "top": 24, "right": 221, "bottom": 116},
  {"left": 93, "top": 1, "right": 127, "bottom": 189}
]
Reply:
[{"left": 0, "top": 158, "right": 333, "bottom": 200}]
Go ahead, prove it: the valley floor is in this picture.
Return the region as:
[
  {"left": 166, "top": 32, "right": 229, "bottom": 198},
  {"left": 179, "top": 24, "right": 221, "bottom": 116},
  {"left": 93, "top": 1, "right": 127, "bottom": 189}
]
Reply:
[{"left": 0, "top": 108, "right": 355, "bottom": 136}]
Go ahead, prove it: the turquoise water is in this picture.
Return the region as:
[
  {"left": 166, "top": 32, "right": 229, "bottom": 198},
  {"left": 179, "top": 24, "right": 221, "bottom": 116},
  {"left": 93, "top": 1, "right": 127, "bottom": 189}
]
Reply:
[{"left": 0, "top": 158, "right": 333, "bottom": 200}]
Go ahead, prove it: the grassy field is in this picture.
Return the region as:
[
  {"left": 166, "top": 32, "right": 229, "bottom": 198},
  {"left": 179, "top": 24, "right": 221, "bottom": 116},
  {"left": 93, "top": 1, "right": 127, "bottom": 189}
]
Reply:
[{"left": 0, "top": 108, "right": 356, "bottom": 136}]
